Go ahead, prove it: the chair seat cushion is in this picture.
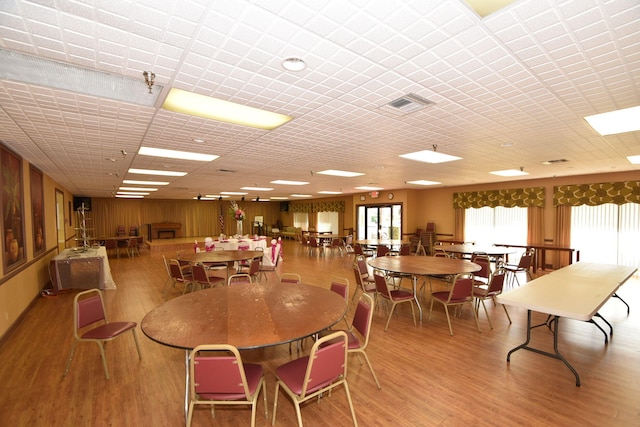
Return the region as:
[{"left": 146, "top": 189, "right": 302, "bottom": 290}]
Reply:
[
  {"left": 389, "top": 289, "right": 414, "bottom": 301},
  {"left": 431, "top": 291, "right": 470, "bottom": 304},
  {"left": 276, "top": 356, "right": 310, "bottom": 395},
  {"left": 82, "top": 321, "right": 137, "bottom": 340},
  {"left": 320, "top": 330, "right": 360, "bottom": 350}
]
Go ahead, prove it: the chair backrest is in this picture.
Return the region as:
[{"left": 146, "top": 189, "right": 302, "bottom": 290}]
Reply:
[
  {"left": 354, "top": 244, "right": 364, "bottom": 256},
  {"left": 373, "top": 270, "right": 391, "bottom": 299},
  {"left": 74, "top": 289, "right": 107, "bottom": 336},
  {"left": 299, "top": 331, "right": 348, "bottom": 398},
  {"left": 190, "top": 344, "right": 253, "bottom": 400},
  {"left": 351, "top": 293, "right": 374, "bottom": 350},
  {"left": 169, "top": 259, "right": 187, "bottom": 281},
  {"left": 433, "top": 251, "right": 450, "bottom": 259},
  {"left": 330, "top": 278, "right": 349, "bottom": 301},
  {"left": 104, "top": 239, "right": 117, "bottom": 250},
  {"left": 487, "top": 267, "right": 507, "bottom": 294},
  {"left": 399, "top": 244, "right": 411, "bottom": 256},
  {"left": 309, "top": 237, "right": 319, "bottom": 248},
  {"left": 355, "top": 256, "right": 369, "bottom": 277},
  {"left": 127, "top": 237, "right": 137, "bottom": 248},
  {"left": 473, "top": 256, "right": 491, "bottom": 280},
  {"left": 116, "top": 225, "right": 126, "bottom": 236},
  {"left": 376, "top": 245, "right": 389, "bottom": 257},
  {"left": 518, "top": 249, "right": 535, "bottom": 268},
  {"left": 352, "top": 264, "right": 365, "bottom": 291},
  {"left": 228, "top": 273, "right": 252, "bottom": 286},
  {"left": 191, "top": 262, "right": 210, "bottom": 285},
  {"left": 448, "top": 274, "right": 475, "bottom": 302},
  {"left": 249, "top": 257, "right": 260, "bottom": 276},
  {"left": 280, "top": 273, "right": 301, "bottom": 284}
]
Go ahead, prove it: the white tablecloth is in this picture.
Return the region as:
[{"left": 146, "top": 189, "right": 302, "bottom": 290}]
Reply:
[
  {"left": 53, "top": 246, "right": 116, "bottom": 290},
  {"left": 210, "top": 238, "right": 268, "bottom": 251}
]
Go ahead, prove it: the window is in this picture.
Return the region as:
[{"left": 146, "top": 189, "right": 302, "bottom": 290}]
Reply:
[
  {"left": 464, "top": 206, "right": 527, "bottom": 247},
  {"left": 570, "top": 203, "right": 640, "bottom": 267},
  {"left": 293, "top": 212, "right": 308, "bottom": 230},
  {"left": 317, "top": 212, "right": 338, "bottom": 233}
]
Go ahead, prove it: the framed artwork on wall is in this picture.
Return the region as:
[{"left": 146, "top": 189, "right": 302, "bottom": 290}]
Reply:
[
  {"left": 30, "top": 165, "right": 45, "bottom": 256},
  {"left": 1, "top": 144, "right": 26, "bottom": 272}
]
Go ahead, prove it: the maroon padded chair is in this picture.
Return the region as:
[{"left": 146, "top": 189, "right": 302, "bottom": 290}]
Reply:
[
  {"left": 429, "top": 273, "right": 482, "bottom": 336},
  {"left": 352, "top": 259, "right": 376, "bottom": 303},
  {"left": 187, "top": 344, "right": 267, "bottom": 427},
  {"left": 373, "top": 270, "right": 416, "bottom": 332},
  {"left": 63, "top": 289, "right": 141, "bottom": 380},
  {"left": 191, "top": 262, "right": 225, "bottom": 290},
  {"left": 272, "top": 331, "right": 357, "bottom": 426},
  {"left": 473, "top": 267, "right": 511, "bottom": 329}
]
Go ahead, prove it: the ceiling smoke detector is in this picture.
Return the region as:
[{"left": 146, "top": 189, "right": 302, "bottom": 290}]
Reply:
[{"left": 379, "top": 93, "right": 435, "bottom": 115}]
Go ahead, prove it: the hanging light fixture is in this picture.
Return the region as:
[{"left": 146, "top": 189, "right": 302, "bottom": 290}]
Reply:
[{"left": 143, "top": 71, "right": 155, "bottom": 94}]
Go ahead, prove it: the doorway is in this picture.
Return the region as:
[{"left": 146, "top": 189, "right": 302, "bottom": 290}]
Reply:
[
  {"left": 55, "top": 189, "right": 65, "bottom": 252},
  {"left": 357, "top": 204, "right": 402, "bottom": 239}
]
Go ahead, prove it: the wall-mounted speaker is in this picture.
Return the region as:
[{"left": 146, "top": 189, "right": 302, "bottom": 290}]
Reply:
[
  {"left": 73, "top": 196, "right": 92, "bottom": 211},
  {"left": 280, "top": 201, "right": 289, "bottom": 212}
]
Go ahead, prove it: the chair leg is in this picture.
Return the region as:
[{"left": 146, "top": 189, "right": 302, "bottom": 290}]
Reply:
[
  {"left": 96, "top": 341, "right": 110, "bottom": 380},
  {"left": 343, "top": 381, "right": 358, "bottom": 426},
  {"left": 354, "top": 350, "right": 381, "bottom": 390},
  {"left": 63, "top": 340, "right": 79, "bottom": 377},
  {"left": 443, "top": 305, "right": 454, "bottom": 336},
  {"left": 132, "top": 329, "right": 142, "bottom": 359},
  {"left": 469, "top": 301, "right": 482, "bottom": 333},
  {"left": 478, "top": 298, "right": 493, "bottom": 329}
]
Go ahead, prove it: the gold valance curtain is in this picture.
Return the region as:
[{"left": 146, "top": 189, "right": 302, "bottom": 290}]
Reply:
[
  {"left": 554, "top": 181, "right": 640, "bottom": 206},
  {"left": 289, "top": 201, "right": 345, "bottom": 213},
  {"left": 453, "top": 187, "right": 545, "bottom": 209}
]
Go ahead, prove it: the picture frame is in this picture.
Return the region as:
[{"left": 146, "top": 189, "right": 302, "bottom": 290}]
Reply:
[
  {"left": 1, "top": 144, "right": 26, "bottom": 272},
  {"left": 30, "top": 165, "right": 45, "bottom": 256}
]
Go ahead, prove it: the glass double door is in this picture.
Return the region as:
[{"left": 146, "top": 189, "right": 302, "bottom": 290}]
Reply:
[{"left": 357, "top": 204, "right": 402, "bottom": 239}]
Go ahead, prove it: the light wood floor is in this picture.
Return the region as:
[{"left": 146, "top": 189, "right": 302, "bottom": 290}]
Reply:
[{"left": 1, "top": 240, "right": 639, "bottom": 426}]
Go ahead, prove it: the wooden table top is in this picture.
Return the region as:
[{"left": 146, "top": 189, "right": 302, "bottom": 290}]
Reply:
[
  {"left": 369, "top": 255, "right": 481, "bottom": 276},
  {"left": 177, "top": 250, "right": 263, "bottom": 263},
  {"left": 141, "top": 282, "right": 347, "bottom": 350},
  {"left": 497, "top": 262, "right": 637, "bottom": 320}
]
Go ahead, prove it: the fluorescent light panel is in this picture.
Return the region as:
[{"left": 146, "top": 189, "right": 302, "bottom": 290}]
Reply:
[
  {"left": 584, "top": 106, "right": 640, "bottom": 136},
  {"left": 220, "top": 191, "right": 248, "bottom": 195},
  {"left": 115, "top": 194, "right": 144, "bottom": 198},
  {"left": 627, "top": 155, "right": 640, "bottom": 164},
  {"left": 406, "top": 180, "right": 441, "bottom": 186},
  {"left": 119, "top": 187, "right": 157, "bottom": 191},
  {"left": 270, "top": 197, "right": 289, "bottom": 200},
  {"left": 291, "top": 194, "right": 312, "bottom": 197},
  {"left": 490, "top": 169, "right": 529, "bottom": 177},
  {"left": 117, "top": 191, "right": 149, "bottom": 196},
  {"left": 162, "top": 88, "right": 292, "bottom": 130},
  {"left": 316, "top": 170, "right": 364, "bottom": 177},
  {"left": 464, "top": 0, "right": 518, "bottom": 17},
  {"left": 205, "top": 194, "right": 229, "bottom": 198},
  {"left": 355, "top": 186, "right": 384, "bottom": 191},
  {"left": 128, "top": 168, "right": 187, "bottom": 177},
  {"left": 123, "top": 180, "right": 169, "bottom": 185},
  {"left": 399, "top": 150, "right": 461, "bottom": 164},
  {"left": 318, "top": 191, "right": 343, "bottom": 194},
  {"left": 0, "top": 48, "right": 162, "bottom": 107},
  {"left": 241, "top": 187, "right": 273, "bottom": 191},
  {"left": 271, "top": 180, "right": 309, "bottom": 185},
  {"left": 139, "top": 147, "right": 218, "bottom": 162}
]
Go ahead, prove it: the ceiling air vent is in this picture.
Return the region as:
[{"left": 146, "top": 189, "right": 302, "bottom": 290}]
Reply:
[{"left": 379, "top": 93, "right": 435, "bottom": 116}]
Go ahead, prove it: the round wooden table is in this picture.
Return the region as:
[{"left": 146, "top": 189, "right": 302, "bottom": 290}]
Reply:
[
  {"left": 142, "top": 282, "right": 346, "bottom": 420},
  {"left": 369, "top": 256, "right": 481, "bottom": 321},
  {"left": 177, "top": 250, "right": 264, "bottom": 279},
  {"left": 142, "top": 282, "right": 346, "bottom": 350}
]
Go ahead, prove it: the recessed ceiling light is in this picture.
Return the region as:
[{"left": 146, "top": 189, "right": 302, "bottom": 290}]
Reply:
[
  {"left": 128, "top": 168, "right": 187, "bottom": 177},
  {"left": 282, "top": 57, "right": 306, "bottom": 72},
  {"left": 162, "top": 88, "right": 292, "bottom": 130},
  {"left": 205, "top": 194, "right": 229, "bottom": 198},
  {"left": 117, "top": 191, "right": 150, "bottom": 196},
  {"left": 318, "top": 191, "right": 343, "bottom": 195},
  {"left": 115, "top": 194, "right": 144, "bottom": 199},
  {"left": 193, "top": 138, "right": 205, "bottom": 143},
  {"left": 406, "top": 180, "right": 441, "bottom": 186},
  {"left": 316, "top": 170, "right": 364, "bottom": 177},
  {"left": 119, "top": 187, "right": 158, "bottom": 192},
  {"left": 241, "top": 187, "right": 274, "bottom": 191},
  {"left": 123, "top": 179, "right": 169, "bottom": 185},
  {"left": 464, "top": 0, "right": 518, "bottom": 17},
  {"left": 584, "top": 105, "right": 640, "bottom": 136},
  {"left": 500, "top": 142, "right": 514, "bottom": 147},
  {"left": 139, "top": 147, "right": 218, "bottom": 162},
  {"left": 355, "top": 186, "right": 384, "bottom": 191},
  {"left": 271, "top": 180, "right": 309, "bottom": 185},
  {"left": 399, "top": 149, "right": 461, "bottom": 164},
  {"left": 490, "top": 169, "right": 529, "bottom": 177},
  {"left": 291, "top": 194, "right": 312, "bottom": 198},
  {"left": 627, "top": 155, "right": 640, "bottom": 164},
  {"left": 270, "top": 197, "right": 290, "bottom": 200}
]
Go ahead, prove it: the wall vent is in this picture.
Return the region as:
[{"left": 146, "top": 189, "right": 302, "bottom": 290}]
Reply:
[{"left": 379, "top": 93, "right": 435, "bottom": 115}]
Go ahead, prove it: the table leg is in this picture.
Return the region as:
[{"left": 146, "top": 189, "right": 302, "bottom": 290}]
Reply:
[
  {"left": 412, "top": 275, "right": 423, "bottom": 322},
  {"left": 184, "top": 350, "right": 190, "bottom": 423},
  {"left": 506, "top": 310, "right": 581, "bottom": 386}
]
